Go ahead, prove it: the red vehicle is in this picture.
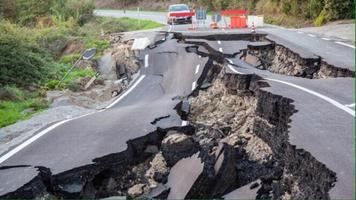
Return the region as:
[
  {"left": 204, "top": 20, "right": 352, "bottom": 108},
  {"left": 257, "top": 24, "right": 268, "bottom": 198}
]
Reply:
[{"left": 167, "top": 4, "right": 193, "bottom": 25}]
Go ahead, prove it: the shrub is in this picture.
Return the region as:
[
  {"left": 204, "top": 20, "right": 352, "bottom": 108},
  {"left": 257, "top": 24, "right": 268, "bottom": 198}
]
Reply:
[
  {"left": 0, "top": 86, "right": 25, "bottom": 101},
  {"left": 282, "top": 1, "right": 291, "bottom": 15},
  {"left": 59, "top": 54, "right": 81, "bottom": 65},
  {"left": 44, "top": 79, "right": 60, "bottom": 90},
  {"left": 314, "top": 9, "right": 327, "bottom": 26},
  {"left": 85, "top": 38, "right": 110, "bottom": 53},
  {"left": 0, "top": 20, "right": 57, "bottom": 87}
]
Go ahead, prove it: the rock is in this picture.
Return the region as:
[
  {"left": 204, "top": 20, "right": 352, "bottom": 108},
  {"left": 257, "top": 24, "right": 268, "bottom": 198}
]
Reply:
[
  {"left": 144, "top": 145, "right": 159, "bottom": 154},
  {"left": 51, "top": 96, "right": 72, "bottom": 108},
  {"left": 98, "top": 53, "right": 117, "bottom": 80},
  {"left": 0, "top": 88, "right": 20, "bottom": 101},
  {"left": 147, "top": 184, "right": 170, "bottom": 199},
  {"left": 76, "top": 60, "right": 97, "bottom": 69},
  {"left": 250, "top": 182, "right": 260, "bottom": 190},
  {"left": 210, "top": 142, "right": 238, "bottom": 196},
  {"left": 127, "top": 184, "right": 146, "bottom": 198},
  {"left": 111, "top": 91, "right": 119, "bottom": 97},
  {"left": 146, "top": 153, "right": 169, "bottom": 183},
  {"left": 22, "top": 108, "right": 35, "bottom": 115},
  {"left": 161, "top": 131, "right": 199, "bottom": 166},
  {"left": 45, "top": 90, "right": 65, "bottom": 103}
]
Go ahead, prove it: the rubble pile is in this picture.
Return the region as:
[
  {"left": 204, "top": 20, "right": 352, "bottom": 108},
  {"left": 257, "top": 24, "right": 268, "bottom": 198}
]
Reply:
[
  {"left": 243, "top": 41, "right": 354, "bottom": 79},
  {"left": 1, "top": 33, "right": 339, "bottom": 199}
]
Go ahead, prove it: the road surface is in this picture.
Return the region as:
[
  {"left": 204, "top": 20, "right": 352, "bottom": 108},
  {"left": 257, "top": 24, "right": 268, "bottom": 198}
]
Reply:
[{"left": 0, "top": 10, "right": 354, "bottom": 199}]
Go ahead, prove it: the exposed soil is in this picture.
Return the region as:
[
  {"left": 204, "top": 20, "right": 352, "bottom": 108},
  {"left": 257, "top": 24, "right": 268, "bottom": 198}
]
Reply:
[{"left": 1, "top": 33, "right": 338, "bottom": 199}]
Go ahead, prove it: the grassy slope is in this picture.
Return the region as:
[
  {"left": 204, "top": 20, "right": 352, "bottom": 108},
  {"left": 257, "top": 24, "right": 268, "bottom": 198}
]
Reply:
[{"left": 0, "top": 17, "right": 162, "bottom": 128}]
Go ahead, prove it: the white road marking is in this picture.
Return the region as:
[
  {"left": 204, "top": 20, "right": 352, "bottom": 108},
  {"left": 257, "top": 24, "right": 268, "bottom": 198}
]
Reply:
[
  {"left": 297, "top": 31, "right": 304, "bottom": 34},
  {"left": 322, "top": 37, "right": 331, "bottom": 41},
  {"left": 181, "top": 120, "right": 188, "bottom": 126},
  {"left": 226, "top": 59, "right": 244, "bottom": 74},
  {"left": 217, "top": 40, "right": 221, "bottom": 45},
  {"left": 0, "top": 112, "right": 95, "bottom": 164},
  {"left": 192, "top": 81, "right": 197, "bottom": 91},
  {"left": 0, "top": 75, "right": 147, "bottom": 164},
  {"left": 265, "top": 78, "right": 355, "bottom": 117},
  {"left": 106, "top": 75, "right": 146, "bottom": 109},
  {"left": 168, "top": 25, "right": 172, "bottom": 32},
  {"left": 345, "top": 103, "right": 355, "bottom": 108},
  {"left": 219, "top": 48, "right": 223, "bottom": 52},
  {"left": 195, "top": 64, "right": 200, "bottom": 74},
  {"left": 198, "top": 55, "right": 202, "bottom": 59},
  {"left": 308, "top": 34, "right": 316, "bottom": 37},
  {"left": 144, "top": 54, "right": 149, "bottom": 68},
  {"left": 226, "top": 59, "right": 354, "bottom": 117},
  {"left": 335, "top": 41, "right": 355, "bottom": 49}
]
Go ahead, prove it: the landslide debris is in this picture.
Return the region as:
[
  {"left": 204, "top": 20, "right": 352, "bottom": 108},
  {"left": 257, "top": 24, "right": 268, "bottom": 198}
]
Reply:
[
  {"left": 180, "top": 40, "right": 336, "bottom": 198},
  {"left": 180, "top": 32, "right": 355, "bottom": 79},
  {"left": 243, "top": 38, "right": 355, "bottom": 79},
  {"left": 48, "top": 37, "right": 140, "bottom": 109}
]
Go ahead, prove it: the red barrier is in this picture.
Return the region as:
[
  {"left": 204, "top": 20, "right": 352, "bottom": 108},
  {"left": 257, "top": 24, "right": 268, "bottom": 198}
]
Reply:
[
  {"left": 220, "top": 9, "right": 248, "bottom": 29},
  {"left": 169, "top": 12, "right": 195, "bottom": 17},
  {"left": 230, "top": 16, "right": 247, "bottom": 28},
  {"left": 221, "top": 10, "right": 248, "bottom": 16}
]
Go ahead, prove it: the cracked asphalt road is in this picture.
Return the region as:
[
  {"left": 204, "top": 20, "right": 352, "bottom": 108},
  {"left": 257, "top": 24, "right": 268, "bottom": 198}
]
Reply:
[{"left": 0, "top": 10, "right": 354, "bottom": 199}]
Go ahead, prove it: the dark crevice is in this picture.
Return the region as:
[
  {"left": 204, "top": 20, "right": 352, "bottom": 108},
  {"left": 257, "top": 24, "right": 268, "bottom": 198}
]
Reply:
[
  {"left": 151, "top": 115, "right": 170, "bottom": 125},
  {"left": 0, "top": 165, "right": 31, "bottom": 170},
  {"left": 1, "top": 33, "right": 340, "bottom": 199}
]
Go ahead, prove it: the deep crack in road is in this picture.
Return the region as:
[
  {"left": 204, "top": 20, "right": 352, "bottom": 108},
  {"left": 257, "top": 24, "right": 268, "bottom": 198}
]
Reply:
[{"left": 0, "top": 29, "right": 354, "bottom": 199}]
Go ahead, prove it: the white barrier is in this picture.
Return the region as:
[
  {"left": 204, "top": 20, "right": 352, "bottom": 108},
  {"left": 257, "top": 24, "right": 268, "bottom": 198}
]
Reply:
[{"left": 247, "top": 15, "right": 264, "bottom": 27}]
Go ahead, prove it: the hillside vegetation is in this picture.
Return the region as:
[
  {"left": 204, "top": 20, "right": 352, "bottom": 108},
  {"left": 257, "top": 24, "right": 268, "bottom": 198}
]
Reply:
[
  {"left": 97, "top": 0, "right": 355, "bottom": 27},
  {"left": 0, "top": 0, "right": 162, "bottom": 127}
]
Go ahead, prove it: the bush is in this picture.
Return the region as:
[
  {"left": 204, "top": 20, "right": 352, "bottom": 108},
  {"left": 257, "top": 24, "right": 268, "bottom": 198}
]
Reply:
[
  {"left": 314, "top": 9, "right": 327, "bottom": 26},
  {"left": 282, "top": 1, "right": 291, "bottom": 14},
  {"left": 0, "top": 85, "right": 25, "bottom": 101},
  {"left": 44, "top": 79, "right": 60, "bottom": 90},
  {"left": 0, "top": 0, "right": 95, "bottom": 26},
  {"left": 59, "top": 54, "right": 81, "bottom": 65},
  {"left": 0, "top": 20, "right": 57, "bottom": 87}
]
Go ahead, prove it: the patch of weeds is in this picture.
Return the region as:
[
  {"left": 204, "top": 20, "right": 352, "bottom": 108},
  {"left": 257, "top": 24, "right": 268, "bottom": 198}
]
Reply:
[
  {"left": 0, "top": 88, "right": 49, "bottom": 128},
  {"left": 60, "top": 67, "right": 96, "bottom": 89},
  {"left": 84, "top": 38, "right": 110, "bottom": 53},
  {"left": 59, "top": 54, "right": 81, "bottom": 65}
]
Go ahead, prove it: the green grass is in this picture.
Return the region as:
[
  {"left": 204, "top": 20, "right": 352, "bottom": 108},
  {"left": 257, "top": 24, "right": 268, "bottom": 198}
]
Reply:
[
  {"left": 92, "top": 16, "right": 163, "bottom": 34},
  {"left": 0, "top": 88, "right": 49, "bottom": 128},
  {"left": 117, "top": 17, "right": 163, "bottom": 31},
  {"left": 0, "top": 16, "right": 161, "bottom": 128},
  {"left": 84, "top": 38, "right": 110, "bottom": 53},
  {"left": 45, "top": 67, "right": 96, "bottom": 90}
]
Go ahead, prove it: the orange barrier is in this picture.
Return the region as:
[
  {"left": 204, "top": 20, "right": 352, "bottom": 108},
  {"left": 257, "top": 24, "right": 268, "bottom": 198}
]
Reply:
[
  {"left": 221, "top": 9, "right": 248, "bottom": 29},
  {"left": 221, "top": 10, "right": 248, "bottom": 16},
  {"left": 230, "top": 16, "right": 247, "bottom": 28}
]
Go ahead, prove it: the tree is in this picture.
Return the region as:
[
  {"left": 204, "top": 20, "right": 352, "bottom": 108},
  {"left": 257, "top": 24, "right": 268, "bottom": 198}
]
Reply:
[{"left": 0, "top": 0, "right": 18, "bottom": 21}]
